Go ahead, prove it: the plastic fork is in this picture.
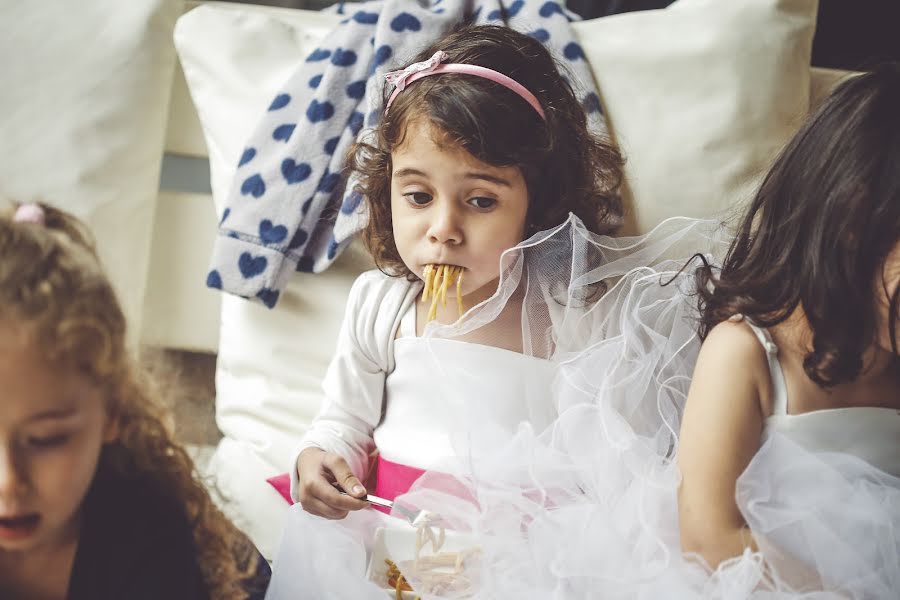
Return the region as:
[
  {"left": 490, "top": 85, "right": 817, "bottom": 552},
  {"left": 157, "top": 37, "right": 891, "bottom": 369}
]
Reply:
[{"left": 339, "top": 491, "right": 426, "bottom": 524}]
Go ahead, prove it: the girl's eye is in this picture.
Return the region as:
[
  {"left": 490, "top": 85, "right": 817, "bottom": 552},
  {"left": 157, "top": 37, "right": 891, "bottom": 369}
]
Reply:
[
  {"left": 404, "top": 192, "right": 432, "bottom": 206},
  {"left": 28, "top": 434, "right": 70, "bottom": 449},
  {"left": 468, "top": 197, "right": 497, "bottom": 210}
]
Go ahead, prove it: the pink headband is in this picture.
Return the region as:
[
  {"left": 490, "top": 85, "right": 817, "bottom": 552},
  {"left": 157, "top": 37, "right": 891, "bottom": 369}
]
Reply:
[
  {"left": 384, "top": 51, "right": 546, "bottom": 120},
  {"left": 13, "top": 203, "right": 45, "bottom": 225}
]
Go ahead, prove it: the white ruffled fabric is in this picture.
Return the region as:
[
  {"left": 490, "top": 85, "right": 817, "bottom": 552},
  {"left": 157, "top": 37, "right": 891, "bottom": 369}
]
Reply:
[{"left": 266, "top": 215, "right": 900, "bottom": 600}]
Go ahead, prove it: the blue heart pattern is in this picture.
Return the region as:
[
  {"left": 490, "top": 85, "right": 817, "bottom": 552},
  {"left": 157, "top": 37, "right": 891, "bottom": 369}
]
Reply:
[
  {"left": 539, "top": 1, "right": 565, "bottom": 18},
  {"left": 273, "top": 124, "right": 296, "bottom": 142},
  {"left": 241, "top": 174, "right": 265, "bottom": 198},
  {"left": 583, "top": 93, "right": 602, "bottom": 114},
  {"left": 259, "top": 219, "right": 288, "bottom": 245},
  {"left": 374, "top": 45, "right": 393, "bottom": 66},
  {"left": 390, "top": 12, "right": 421, "bottom": 33},
  {"left": 352, "top": 11, "right": 378, "bottom": 25},
  {"left": 563, "top": 42, "right": 585, "bottom": 61},
  {"left": 239, "top": 252, "right": 267, "bottom": 278},
  {"left": 327, "top": 238, "right": 340, "bottom": 260},
  {"left": 289, "top": 227, "right": 309, "bottom": 250},
  {"left": 238, "top": 148, "right": 256, "bottom": 167},
  {"left": 348, "top": 111, "right": 364, "bottom": 135},
  {"left": 307, "top": 99, "right": 335, "bottom": 123},
  {"left": 206, "top": 270, "right": 223, "bottom": 290},
  {"left": 268, "top": 93, "right": 291, "bottom": 111},
  {"left": 331, "top": 48, "right": 357, "bottom": 67},
  {"left": 317, "top": 170, "right": 341, "bottom": 194},
  {"left": 368, "top": 45, "right": 394, "bottom": 76},
  {"left": 324, "top": 136, "right": 340, "bottom": 155},
  {"left": 346, "top": 80, "right": 366, "bottom": 99},
  {"left": 306, "top": 48, "right": 331, "bottom": 62},
  {"left": 281, "top": 159, "right": 312, "bottom": 185},
  {"left": 256, "top": 288, "right": 280, "bottom": 309},
  {"left": 488, "top": 0, "right": 523, "bottom": 21},
  {"left": 340, "top": 191, "right": 363, "bottom": 215},
  {"left": 528, "top": 28, "right": 550, "bottom": 43}
]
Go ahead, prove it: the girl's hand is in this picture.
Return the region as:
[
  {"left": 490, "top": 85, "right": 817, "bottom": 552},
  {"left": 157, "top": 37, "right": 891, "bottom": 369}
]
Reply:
[{"left": 295, "top": 447, "right": 370, "bottom": 519}]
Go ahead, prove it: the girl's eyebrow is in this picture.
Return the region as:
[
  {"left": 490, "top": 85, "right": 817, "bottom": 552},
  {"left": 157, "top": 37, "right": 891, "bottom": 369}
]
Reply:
[
  {"left": 27, "top": 407, "right": 79, "bottom": 422},
  {"left": 393, "top": 168, "right": 428, "bottom": 179},
  {"left": 463, "top": 172, "right": 511, "bottom": 187},
  {"left": 393, "top": 167, "right": 510, "bottom": 187}
]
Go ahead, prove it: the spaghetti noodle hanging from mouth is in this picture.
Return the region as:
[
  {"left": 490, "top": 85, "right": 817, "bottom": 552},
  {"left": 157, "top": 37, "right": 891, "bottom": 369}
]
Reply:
[{"left": 422, "top": 264, "right": 465, "bottom": 321}]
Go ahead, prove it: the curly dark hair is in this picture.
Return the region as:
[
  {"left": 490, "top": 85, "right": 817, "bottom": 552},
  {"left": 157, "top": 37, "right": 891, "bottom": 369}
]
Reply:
[
  {"left": 695, "top": 62, "right": 900, "bottom": 387},
  {"left": 0, "top": 202, "right": 262, "bottom": 599},
  {"left": 349, "top": 24, "right": 624, "bottom": 278}
]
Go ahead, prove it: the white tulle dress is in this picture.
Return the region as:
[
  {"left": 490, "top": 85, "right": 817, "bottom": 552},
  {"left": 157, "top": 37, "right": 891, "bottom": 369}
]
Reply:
[{"left": 265, "top": 215, "right": 900, "bottom": 600}]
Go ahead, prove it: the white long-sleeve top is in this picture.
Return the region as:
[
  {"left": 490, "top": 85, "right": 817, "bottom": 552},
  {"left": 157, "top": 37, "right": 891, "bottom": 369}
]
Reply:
[
  {"left": 289, "top": 270, "right": 419, "bottom": 500},
  {"left": 289, "top": 269, "right": 560, "bottom": 502}
]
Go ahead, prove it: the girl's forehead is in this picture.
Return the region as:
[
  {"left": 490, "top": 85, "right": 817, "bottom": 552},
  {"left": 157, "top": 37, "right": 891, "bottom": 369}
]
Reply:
[
  {"left": 392, "top": 119, "right": 512, "bottom": 175},
  {"left": 0, "top": 330, "right": 99, "bottom": 422},
  {"left": 394, "top": 118, "right": 456, "bottom": 154}
]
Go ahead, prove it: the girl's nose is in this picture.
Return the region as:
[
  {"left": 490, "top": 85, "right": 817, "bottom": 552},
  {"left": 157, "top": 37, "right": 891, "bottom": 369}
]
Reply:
[
  {"left": 0, "top": 446, "right": 27, "bottom": 500},
  {"left": 427, "top": 203, "right": 463, "bottom": 245}
]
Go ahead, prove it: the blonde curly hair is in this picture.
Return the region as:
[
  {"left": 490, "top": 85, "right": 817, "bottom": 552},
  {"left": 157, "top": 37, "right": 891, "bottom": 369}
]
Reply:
[{"left": 0, "top": 202, "right": 259, "bottom": 598}]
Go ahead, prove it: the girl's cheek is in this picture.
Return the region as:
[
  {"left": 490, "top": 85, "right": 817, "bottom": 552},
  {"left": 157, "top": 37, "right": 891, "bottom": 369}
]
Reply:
[{"left": 32, "top": 436, "right": 101, "bottom": 499}]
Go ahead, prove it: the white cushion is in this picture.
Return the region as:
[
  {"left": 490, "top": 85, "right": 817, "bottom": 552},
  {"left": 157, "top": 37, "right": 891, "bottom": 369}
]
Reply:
[
  {"left": 573, "top": 0, "right": 818, "bottom": 234},
  {"left": 174, "top": 3, "right": 373, "bottom": 558},
  {"left": 0, "top": 0, "right": 180, "bottom": 336}
]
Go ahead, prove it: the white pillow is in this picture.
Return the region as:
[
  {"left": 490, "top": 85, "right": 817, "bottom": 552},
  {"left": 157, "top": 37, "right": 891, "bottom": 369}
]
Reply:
[
  {"left": 573, "top": 0, "right": 818, "bottom": 234},
  {"left": 0, "top": 0, "right": 180, "bottom": 336},
  {"left": 175, "top": 3, "right": 373, "bottom": 559}
]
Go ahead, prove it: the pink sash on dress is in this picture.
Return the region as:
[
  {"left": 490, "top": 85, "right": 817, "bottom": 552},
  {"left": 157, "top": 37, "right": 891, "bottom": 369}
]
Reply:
[
  {"left": 371, "top": 455, "right": 426, "bottom": 513},
  {"left": 265, "top": 455, "right": 425, "bottom": 509}
]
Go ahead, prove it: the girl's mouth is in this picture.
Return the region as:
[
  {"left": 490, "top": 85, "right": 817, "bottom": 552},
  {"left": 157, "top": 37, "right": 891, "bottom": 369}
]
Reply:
[
  {"left": 422, "top": 264, "right": 466, "bottom": 321},
  {"left": 0, "top": 514, "right": 41, "bottom": 541}
]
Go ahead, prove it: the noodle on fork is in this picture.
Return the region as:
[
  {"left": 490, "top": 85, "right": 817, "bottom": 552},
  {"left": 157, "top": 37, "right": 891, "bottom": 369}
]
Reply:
[{"left": 384, "top": 514, "right": 480, "bottom": 599}]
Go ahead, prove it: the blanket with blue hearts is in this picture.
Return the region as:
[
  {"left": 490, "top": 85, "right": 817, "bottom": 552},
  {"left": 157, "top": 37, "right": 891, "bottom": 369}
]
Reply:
[{"left": 207, "top": 0, "right": 605, "bottom": 309}]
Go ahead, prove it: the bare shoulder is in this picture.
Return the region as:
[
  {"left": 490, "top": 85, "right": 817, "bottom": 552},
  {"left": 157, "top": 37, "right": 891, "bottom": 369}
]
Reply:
[
  {"left": 690, "top": 319, "right": 772, "bottom": 408},
  {"left": 680, "top": 318, "right": 772, "bottom": 474},
  {"left": 700, "top": 319, "right": 769, "bottom": 367}
]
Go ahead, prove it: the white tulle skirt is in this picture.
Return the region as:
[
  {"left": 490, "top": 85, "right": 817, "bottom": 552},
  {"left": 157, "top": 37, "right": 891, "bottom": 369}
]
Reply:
[{"left": 266, "top": 215, "right": 900, "bottom": 600}]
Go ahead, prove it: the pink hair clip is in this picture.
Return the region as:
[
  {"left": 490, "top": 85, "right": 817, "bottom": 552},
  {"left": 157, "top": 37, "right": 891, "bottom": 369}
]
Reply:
[
  {"left": 384, "top": 50, "right": 546, "bottom": 120},
  {"left": 385, "top": 50, "right": 449, "bottom": 92},
  {"left": 13, "top": 203, "right": 46, "bottom": 225}
]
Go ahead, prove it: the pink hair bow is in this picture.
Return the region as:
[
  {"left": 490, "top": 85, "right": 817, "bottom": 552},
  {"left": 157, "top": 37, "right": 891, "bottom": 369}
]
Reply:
[{"left": 384, "top": 50, "right": 448, "bottom": 92}]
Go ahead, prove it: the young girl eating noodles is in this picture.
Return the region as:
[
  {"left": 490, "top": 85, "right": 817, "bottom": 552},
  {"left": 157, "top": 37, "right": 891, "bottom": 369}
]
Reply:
[
  {"left": 290, "top": 23, "right": 624, "bottom": 520},
  {"left": 267, "top": 23, "right": 722, "bottom": 600}
]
